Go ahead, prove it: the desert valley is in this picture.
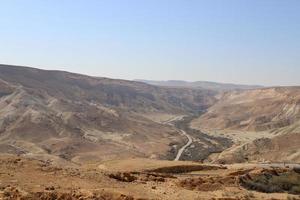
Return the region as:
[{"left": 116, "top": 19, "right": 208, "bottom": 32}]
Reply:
[{"left": 0, "top": 64, "right": 299, "bottom": 200}]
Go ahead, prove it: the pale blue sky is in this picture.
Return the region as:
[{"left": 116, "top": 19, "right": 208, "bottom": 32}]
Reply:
[{"left": 0, "top": 0, "right": 299, "bottom": 86}]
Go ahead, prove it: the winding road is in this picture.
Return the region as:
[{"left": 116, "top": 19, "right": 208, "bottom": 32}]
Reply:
[
  {"left": 174, "top": 129, "right": 193, "bottom": 161},
  {"left": 163, "top": 116, "right": 194, "bottom": 161}
]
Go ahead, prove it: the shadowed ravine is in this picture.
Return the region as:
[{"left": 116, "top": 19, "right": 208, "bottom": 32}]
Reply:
[{"left": 166, "top": 115, "right": 234, "bottom": 162}]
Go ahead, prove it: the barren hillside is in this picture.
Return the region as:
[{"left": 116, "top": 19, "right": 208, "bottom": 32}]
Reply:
[
  {"left": 192, "top": 87, "right": 300, "bottom": 132},
  {"left": 0, "top": 64, "right": 217, "bottom": 164},
  {"left": 192, "top": 87, "right": 300, "bottom": 163},
  {"left": 214, "top": 131, "right": 300, "bottom": 164}
]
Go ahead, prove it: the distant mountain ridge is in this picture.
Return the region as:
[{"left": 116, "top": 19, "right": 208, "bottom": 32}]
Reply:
[{"left": 135, "top": 79, "right": 263, "bottom": 92}]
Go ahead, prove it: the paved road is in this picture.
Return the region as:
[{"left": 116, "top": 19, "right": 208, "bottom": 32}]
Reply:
[
  {"left": 162, "top": 116, "right": 194, "bottom": 161},
  {"left": 174, "top": 129, "right": 193, "bottom": 161}
]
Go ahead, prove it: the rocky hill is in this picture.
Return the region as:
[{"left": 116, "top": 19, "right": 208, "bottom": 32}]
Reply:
[
  {"left": 192, "top": 87, "right": 300, "bottom": 163},
  {"left": 215, "top": 131, "right": 300, "bottom": 164},
  {"left": 192, "top": 87, "right": 300, "bottom": 132},
  {"left": 1, "top": 64, "right": 299, "bottom": 165},
  {"left": 0, "top": 64, "right": 216, "bottom": 164}
]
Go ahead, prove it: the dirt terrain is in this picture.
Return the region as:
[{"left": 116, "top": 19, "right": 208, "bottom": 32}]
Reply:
[
  {"left": 192, "top": 87, "right": 300, "bottom": 132},
  {"left": 1, "top": 65, "right": 300, "bottom": 199},
  {"left": 191, "top": 87, "right": 300, "bottom": 164},
  {"left": 1, "top": 154, "right": 299, "bottom": 200}
]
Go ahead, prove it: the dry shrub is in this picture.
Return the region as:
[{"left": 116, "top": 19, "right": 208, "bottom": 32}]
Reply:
[{"left": 240, "top": 171, "right": 300, "bottom": 195}]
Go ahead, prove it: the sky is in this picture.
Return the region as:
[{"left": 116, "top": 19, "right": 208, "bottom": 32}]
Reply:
[{"left": 0, "top": 0, "right": 300, "bottom": 86}]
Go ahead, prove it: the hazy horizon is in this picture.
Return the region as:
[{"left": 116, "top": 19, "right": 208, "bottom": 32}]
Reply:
[
  {"left": 0, "top": 63, "right": 286, "bottom": 87},
  {"left": 1, "top": 1, "right": 300, "bottom": 86}
]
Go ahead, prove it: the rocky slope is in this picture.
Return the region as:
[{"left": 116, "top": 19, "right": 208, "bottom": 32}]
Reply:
[
  {"left": 215, "top": 131, "right": 300, "bottom": 164},
  {"left": 0, "top": 64, "right": 217, "bottom": 164},
  {"left": 1, "top": 64, "right": 299, "bottom": 165},
  {"left": 192, "top": 87, "right": 300, "bottom": 132},
  {"left": 192, "top": 87, "right": 300, "bottom": 163}
]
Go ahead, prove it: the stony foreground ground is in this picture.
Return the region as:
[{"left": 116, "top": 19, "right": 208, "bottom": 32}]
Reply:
[{"left": 0, "top": 155, "right": 299, "bottom": 200}]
